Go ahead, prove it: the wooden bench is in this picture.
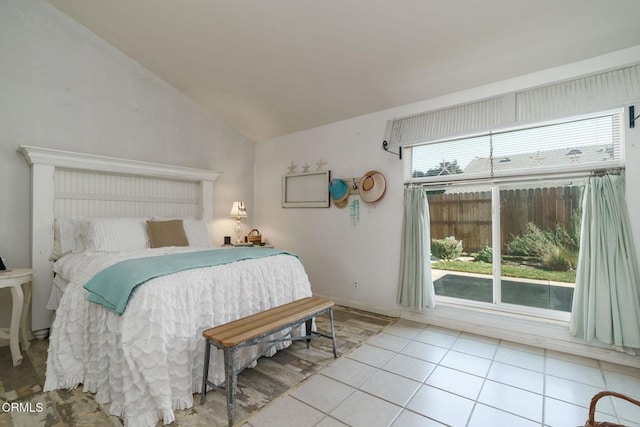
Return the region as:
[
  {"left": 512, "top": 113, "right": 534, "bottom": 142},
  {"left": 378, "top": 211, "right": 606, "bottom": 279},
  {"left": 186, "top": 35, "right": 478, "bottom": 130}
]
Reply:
[{"left": 200, "top": 296, "right": 338, "bottom": 426}]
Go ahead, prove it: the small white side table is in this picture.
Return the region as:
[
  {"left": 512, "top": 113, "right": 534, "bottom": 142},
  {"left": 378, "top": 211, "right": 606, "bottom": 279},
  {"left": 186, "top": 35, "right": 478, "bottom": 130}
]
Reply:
[{"left": 0, "top": 268, "right": 34, "bottom": 366}]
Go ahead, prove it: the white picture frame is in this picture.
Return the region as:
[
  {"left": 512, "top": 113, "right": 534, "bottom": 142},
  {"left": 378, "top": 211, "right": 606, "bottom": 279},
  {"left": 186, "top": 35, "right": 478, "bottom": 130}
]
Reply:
[{"left": 282, "top": 171, "right": 330, "bottom": 208}]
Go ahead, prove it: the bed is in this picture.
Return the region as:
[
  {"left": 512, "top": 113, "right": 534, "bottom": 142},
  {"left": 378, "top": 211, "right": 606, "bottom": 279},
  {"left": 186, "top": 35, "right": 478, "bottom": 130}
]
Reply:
[{"left": 20, "top": 147, "right": 312, "bottom": 427}]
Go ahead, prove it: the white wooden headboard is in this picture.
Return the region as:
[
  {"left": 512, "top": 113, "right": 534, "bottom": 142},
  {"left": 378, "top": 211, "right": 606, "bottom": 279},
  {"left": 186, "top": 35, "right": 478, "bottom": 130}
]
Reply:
[{"left": 20, "top": 145, "right": 220, "bottom": 337}]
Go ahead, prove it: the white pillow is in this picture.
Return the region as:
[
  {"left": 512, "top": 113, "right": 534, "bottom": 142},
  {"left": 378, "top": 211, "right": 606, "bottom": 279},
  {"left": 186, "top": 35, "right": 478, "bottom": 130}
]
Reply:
[
  {"left": 183, "top": 219, "right": 213, "bottom": 246},
  {"left": 72, "top": 217, "right": 92, "bottom": 252},
  {"left": 50, "top": 220, "right": 63, "bottom": 261},
  {"left": 78, "top": 217, "right": 150, "bottom": 252},
  {"left": 60, "top": 218, "right": 80, "bottom": 253},
  {"left": 50, "top": 218, "right": 82, "bottom": 261}
]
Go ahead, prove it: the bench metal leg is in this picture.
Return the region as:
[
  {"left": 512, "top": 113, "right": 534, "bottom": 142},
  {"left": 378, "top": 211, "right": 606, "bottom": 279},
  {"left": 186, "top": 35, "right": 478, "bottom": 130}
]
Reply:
[
  {"left": 225, "top": 347, "right": 239, "bottom": 427},
  {"left": 329, "top": 308, "right": 338, "bottom": 358},
  {"left": 201, "top": 339, "right": 212, "bottom": 404},
  {"left": 305, "top": 318, "right": 313, "bottom": 348}
]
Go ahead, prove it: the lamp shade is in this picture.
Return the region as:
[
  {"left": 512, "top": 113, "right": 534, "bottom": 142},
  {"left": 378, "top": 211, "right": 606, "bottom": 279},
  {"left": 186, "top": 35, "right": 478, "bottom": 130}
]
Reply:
[{"left": 229, "top": 201, "right": 247, "bottom": 218}]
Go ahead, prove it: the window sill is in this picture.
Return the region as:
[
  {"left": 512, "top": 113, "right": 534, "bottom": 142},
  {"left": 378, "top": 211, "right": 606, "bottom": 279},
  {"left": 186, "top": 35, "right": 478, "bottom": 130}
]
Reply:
[{"left": 434, "top": 296, "right": 571, "bottom": 324}]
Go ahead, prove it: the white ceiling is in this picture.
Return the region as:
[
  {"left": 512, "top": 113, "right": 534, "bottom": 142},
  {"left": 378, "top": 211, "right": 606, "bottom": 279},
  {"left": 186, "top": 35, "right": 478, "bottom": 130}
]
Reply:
[{"left": 47, "top": 0, "right": 640, "bottom": 142}]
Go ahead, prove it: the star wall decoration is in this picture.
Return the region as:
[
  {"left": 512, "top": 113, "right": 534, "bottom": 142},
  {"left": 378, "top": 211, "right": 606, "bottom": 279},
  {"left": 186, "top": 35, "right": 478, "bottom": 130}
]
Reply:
[
  {"left": 287, "top": 161, "right": 298, "bottom": 174},
  {"left": 302, "top": 162, "right": 311, "bottom": 173},
  {"left": 316, "top": 157, "right": 327, "bottom": 171}
]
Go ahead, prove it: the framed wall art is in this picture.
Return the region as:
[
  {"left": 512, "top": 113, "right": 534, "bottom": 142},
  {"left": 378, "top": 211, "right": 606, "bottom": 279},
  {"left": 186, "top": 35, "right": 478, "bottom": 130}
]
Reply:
[{"left": 282, "top": 171, "right": 330, "bottom": 208}]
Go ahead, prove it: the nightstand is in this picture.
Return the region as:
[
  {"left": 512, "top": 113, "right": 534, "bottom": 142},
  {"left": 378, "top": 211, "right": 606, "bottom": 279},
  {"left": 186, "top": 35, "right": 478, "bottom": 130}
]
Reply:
[{"left": 0, "top": 268, "right": 34, "bottom": 366}]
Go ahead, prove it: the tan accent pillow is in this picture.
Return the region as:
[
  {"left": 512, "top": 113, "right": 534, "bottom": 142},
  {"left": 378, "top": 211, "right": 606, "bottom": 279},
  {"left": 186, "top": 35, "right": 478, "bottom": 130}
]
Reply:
[{"left": 147, "top": 220, "right": 189, "bottom": 248}]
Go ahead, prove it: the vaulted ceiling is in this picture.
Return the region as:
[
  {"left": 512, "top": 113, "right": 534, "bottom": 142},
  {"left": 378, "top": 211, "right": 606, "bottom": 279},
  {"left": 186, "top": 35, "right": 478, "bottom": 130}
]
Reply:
[{"left": 48, "top": 0, "right": 640, "bottom": 142}]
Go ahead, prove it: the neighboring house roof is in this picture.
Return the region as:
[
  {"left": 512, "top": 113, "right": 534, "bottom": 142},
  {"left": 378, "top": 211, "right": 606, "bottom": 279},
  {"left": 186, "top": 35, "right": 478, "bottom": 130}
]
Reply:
[
  {"left": 463, "top": 144, "right": 614, "bottom": 175},
  {"left": 436, "top": 144, "right": 614, "bottom": 194}
]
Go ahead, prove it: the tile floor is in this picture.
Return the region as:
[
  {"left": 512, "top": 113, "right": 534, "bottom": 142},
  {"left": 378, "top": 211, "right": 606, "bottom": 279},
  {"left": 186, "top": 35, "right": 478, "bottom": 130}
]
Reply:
[{"left": 243, "top": 319, "right": 640, "bottom": 427}]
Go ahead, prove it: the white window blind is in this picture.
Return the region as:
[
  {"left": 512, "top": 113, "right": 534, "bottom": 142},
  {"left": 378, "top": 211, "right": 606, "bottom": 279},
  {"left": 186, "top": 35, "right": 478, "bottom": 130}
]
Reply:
[
  {"left": 404, "top": 109, "right": 623, "bottom": 183},
  {"left": 387, "top": 97, "right": 504, "bottom": 147},
  {"left": 516, "top": 64, "right": 640, "bottom": 122},
  {"left": 387, "top": 63, "right": 639, "bottom": 153}
]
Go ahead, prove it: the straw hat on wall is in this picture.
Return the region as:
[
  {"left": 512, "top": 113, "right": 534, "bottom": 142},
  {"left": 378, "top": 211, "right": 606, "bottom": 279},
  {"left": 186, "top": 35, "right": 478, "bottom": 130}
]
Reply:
[{"left": 359, "top": 170, "right": 386, "bottom": 203}]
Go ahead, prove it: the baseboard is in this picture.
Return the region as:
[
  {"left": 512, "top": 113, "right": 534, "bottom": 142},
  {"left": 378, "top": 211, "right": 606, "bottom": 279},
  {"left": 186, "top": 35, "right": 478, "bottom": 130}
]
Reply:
[
  {"left": 315, "top": 294, "right": 402, "bottom": 319},
  {"left": 318, "top": 293, "right": 640, "bottom": 369}
]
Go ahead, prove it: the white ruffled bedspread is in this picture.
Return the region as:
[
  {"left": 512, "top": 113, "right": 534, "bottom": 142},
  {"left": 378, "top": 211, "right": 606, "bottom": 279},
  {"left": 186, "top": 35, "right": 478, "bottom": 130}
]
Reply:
[{"left": 44, "top": 247, "right": 312, "bottom": 427}]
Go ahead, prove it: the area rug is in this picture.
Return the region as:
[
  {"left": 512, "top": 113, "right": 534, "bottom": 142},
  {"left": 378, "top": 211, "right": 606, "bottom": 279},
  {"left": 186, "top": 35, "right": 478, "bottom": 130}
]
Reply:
[
  {"left": 0, "top": 305, "right": 394, "bottom": 426},
  {"left": 434, "top": 273, "right": 573, "bottom": 311}
]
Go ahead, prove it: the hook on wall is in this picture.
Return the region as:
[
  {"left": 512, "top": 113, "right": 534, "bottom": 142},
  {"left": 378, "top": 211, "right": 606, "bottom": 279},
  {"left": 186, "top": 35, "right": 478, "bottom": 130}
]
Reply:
[
  {"left": 382, "top": 140, "right": 402, "bottom": 159},
  {"left": 630, "top": 105, "right": 640, "bottom": 128}
]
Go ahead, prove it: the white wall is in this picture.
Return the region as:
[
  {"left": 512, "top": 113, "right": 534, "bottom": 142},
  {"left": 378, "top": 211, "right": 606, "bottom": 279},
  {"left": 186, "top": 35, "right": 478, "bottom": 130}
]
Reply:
[
  {"left": 0, "top": 1, "right": 255, "bottom": 329},
  {"left": 256, "top": 47, "right": 640, "bottom": 366},
  {"left": 255, "top": 110, "right": 407, "bottom": 311}
]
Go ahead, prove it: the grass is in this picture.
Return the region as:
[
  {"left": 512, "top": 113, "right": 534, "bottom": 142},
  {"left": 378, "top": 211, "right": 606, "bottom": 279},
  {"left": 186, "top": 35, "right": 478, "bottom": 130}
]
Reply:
[{"left": 431, "top": 260, "right": 576, "bottom": 283}]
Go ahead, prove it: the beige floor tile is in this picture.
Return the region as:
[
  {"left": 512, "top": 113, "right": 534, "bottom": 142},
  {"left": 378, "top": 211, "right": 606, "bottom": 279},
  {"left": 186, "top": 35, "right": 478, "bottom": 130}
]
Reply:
[
  {"left": 478, "top": 380, "right": 542, "bottom": 423},
  {"left": 383, "top": 321, "right": 425, "bottom": 340},
  {"left": 391, "top": 409, "right": 447, "bottom": 426},
  {"left": 406, "top": 385, "right": 474, "bottom": 426},
  {"left": 400, "top": 341, "right": 448, "bottom": 364},
  {"left": 545, "top": 357, "right": 605, "bottom": 388},
  {"left": 321, "top": 358, "right": 377, "bottom": 388},
  {"left": 248, "top": 396, "right": 324, "bottom": 427},
  {"left": 425, "top": 366, "right": 484, "bottom": 400},
  {"left": 493, "top": 346, "right": 545, "bottom": 372},
  {"left": 439, "top": 350, "right": 492, "bottom": 377},
  {"left": 544, "top": 396, "right": 619, "bottom": 427},
  {"left": 414, "top": 329, "right": 457, "bottom": 349},
  {"left": 330, "top": 390, "right": 402, "bottom": 427},
  {"left": 346, "top": 344, "right": 397, "bottom": 368},
  {"left": 382, "top": 353, "right": 436, "bottom": 382},
  {"left": 487, "top": 362, "right": 544, "bottom": 394},
  {"left": 360, "top": 370, "right": 421, "bottom": 406},
  {"left": 545, "top": 375, "right": 616, "bottom": 415},
  {"left": 290, "top": 375, "right": 355, "bottom": 413},
  {"left": 451, "top": 337, "right": 497, "bottom": 359},
  {"left": 366, "top": 333, "right": 411, "bottom": 352},
  {"left": 468, "top": 403, "right": 540, "bottom": 427}
]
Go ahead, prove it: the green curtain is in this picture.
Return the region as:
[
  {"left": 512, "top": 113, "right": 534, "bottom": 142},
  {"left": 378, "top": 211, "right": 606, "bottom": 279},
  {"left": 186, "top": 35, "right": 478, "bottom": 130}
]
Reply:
[
  {"left": 570, "top": 172, "right": 640, "bottom": 348},
  {"left": 397, "top": 186, "right": 436, "bottom": 310}
]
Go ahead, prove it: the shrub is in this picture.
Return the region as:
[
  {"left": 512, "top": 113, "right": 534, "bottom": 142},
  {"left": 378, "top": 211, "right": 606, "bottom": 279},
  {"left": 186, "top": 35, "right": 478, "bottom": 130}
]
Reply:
[
  {"left": 474, "top": 245, "right": 493, "bottom": 263},
  {"left": 431, "top": 236, "right": 463, "bottom": 261},
  {"left": 542, "top": 247, "right": 578, "bottom": 271},
  {"left": 506, "top": 223, "right": 556, "bottom": 259},
  {"left": 559, "top": 210, "right": 581, "bottom": 251},
  {"left": 507, "top": 218, "right": 581, "bottom": 271}
]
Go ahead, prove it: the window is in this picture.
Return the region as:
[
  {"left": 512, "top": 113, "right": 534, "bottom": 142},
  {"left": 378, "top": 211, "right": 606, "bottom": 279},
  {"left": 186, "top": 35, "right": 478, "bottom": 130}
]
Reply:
[
  {"left": 404, "top": 109, "right": 624, "bottom": 319},
  {"left": 406, "top": 110, "right": 622, "bottom": 183}
]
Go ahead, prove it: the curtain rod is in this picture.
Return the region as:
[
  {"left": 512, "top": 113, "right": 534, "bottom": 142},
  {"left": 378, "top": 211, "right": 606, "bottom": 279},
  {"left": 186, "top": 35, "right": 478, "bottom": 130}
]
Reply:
[
  {"left": 591, "top": 167, "right": 623, "bottom": 176},
  {"left": 404, "top": 166, "right": 625, "bottom": 188}
]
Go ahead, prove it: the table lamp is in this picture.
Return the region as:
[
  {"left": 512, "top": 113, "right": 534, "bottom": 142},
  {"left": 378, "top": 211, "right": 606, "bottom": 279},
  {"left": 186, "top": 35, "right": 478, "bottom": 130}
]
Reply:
[{"left": 229, "top": 201, "right": 247, "bottom": 243}]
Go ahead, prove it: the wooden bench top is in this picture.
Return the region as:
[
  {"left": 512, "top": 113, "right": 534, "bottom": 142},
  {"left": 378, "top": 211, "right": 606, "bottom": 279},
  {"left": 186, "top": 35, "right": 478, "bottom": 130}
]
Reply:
[{"left": 202, "top": 296, "right": 334, "bottom": 348}]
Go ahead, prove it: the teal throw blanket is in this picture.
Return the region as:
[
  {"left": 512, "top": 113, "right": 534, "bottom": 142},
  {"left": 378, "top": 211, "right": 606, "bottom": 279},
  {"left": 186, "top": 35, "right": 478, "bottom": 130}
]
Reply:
[{"left": 83, "top": 248, "right": 296, "bottom": 315}]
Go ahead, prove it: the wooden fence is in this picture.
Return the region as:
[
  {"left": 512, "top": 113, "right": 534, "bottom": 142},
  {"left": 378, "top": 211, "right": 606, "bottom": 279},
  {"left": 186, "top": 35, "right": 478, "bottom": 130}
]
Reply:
[{"left": 427, "top": 186, "right": 583, "bottom": 254}]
